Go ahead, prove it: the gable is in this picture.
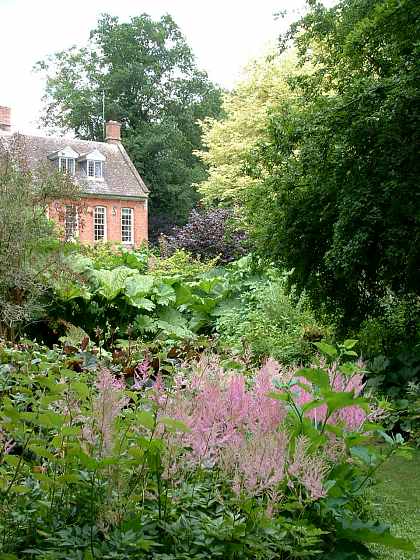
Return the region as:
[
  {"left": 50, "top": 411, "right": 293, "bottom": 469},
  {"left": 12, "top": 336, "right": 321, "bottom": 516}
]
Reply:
[
  {"left": 77, "top": 148, "right": 106, "bottom": 162},
  {"left": 48, "top": 145, "right": 79, "bottom": 160}
]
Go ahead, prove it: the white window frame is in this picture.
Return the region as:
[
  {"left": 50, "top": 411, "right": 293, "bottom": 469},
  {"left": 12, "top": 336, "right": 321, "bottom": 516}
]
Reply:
[
  {"left": 94, "top": 206, "right": 107, "bottom": 242},
  {"left": 87, "top": 160, "right": 103, "bottom": 179},
  {"left": 64, "top": 205, "right": 78, "bottom": 241},
  {"left": 59, "top": 157, "right": 75, "bottom": 175},
  {"left": 121, "top": 207, "right": 134, "bottom": 244}
]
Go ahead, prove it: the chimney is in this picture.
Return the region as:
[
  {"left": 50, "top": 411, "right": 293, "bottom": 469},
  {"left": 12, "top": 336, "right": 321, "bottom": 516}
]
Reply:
[
  {"left": 0, "top": 106, "right": 11, "bottom": 132},
  {"left": 105, "top": 120, "right": 121, "bottom": 144}
]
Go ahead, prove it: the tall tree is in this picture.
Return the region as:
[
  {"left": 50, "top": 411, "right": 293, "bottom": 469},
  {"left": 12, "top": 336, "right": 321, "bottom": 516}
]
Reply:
[
  {"left": 196, "top": 51, "right": 301, "bottom": 207},
  {"left": 246, "top": 0, "right": 420, "bottom": 326},
  {"left": 36, "top": 13, "right": 223, "bottom": 237}
]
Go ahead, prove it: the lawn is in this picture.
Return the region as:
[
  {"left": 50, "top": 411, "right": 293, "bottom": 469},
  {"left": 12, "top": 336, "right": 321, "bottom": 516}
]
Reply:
[{"left": 370, "top": 449, "right": 420, "bottom": 559}]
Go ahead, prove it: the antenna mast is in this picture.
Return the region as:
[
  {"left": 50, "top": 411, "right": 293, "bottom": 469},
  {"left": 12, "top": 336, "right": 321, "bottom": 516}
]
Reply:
[{"left": 102, "top": 90, "right": 105, "bottom": 140}]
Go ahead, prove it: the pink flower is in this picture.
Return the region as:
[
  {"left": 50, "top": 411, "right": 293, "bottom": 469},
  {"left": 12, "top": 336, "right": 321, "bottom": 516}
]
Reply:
[
  {"left": 294, "top": 365, "right": 366, "bottom": 430},
  {"left": 288, "top": 436, "right": 328, "bottom": 500},
  {"left": 133, "top": 359, "right": 150, "bottom": 390},
  {"left": 92, "top": 368, "right": 129, "bottom": 456}
]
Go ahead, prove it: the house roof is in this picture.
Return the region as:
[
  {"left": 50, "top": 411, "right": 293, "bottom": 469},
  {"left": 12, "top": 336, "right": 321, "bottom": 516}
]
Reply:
[{"left": 3, "top": 132, "right": 149, "bottom": 199}]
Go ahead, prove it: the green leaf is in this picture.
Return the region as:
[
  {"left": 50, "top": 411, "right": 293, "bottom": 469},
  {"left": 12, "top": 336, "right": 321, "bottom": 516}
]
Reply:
[
  {"left": 57, "top": 473, "right": 81, "bottom": 484},
  {"left": 153, "top": 283, "right": 176, "bottom": 306},
  {"left": 322, "top": 391, "right": 369, "bottom": 414},
  {"left": 29, "top": 445, "right": 55, "bottom": 460},
  {"left": 36, "top": 412, "right": 66, "bottom": 429},
  {"left": 302, "top": 399, "right": 326, "bottom": 413},
  {"left": 350, "top": 446, "right": 377, "bottom": 466},
  {"left": 125, "top": 275, "right": 155, "bottom": 298},
  {"left": 296, "top": 367, "right": 330, "bottom": 390},
  {"left": 314, "top": 342, "right": 338, "bottom": 359},
  {"left": 129, "top": 296, "right": 155, "bottom": 311},
  {"left": 339, "top": 362, "right": 360, "bottom": 376},
  {"left": 267, "top": 391, "right": 289, "bottom": 402},
  {"left": 3, "top": 455, "right": 20, "bottom": 467},
  {"left": 343, "top": 339, "right": 358, "bottom": 350},
  {"left": 55, "top": 281, "right": 91, "bottom": 302},
  {"left": 136, "top": 410, "right": 156, "bottom": 431},
  {"left": 11, "top": 485, "right": 30, "bottom": 494},
  {"left": 94, "top": 267, "right": 137, "bottom": 300},
  {"left": 159, "top": 417, "right": 191, "bottom": 433},
  {"left": 133, "top": 314, "right": 157, "bottom": 334},
  {"left": 174, "top": 283, "right": 193, "bottom": 306},
  {"left": 61, "top": 426, "right": 82, "bottom": 437},
  {"left": 70, "top": 381, "right": 90, "bottom": 399}
]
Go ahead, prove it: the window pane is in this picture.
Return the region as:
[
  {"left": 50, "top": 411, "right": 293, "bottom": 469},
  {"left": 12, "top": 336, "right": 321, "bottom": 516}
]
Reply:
[
  {"left": 121, "top": 208, "right": 133, "bottom": 243},
  {"left": 65, "top": 205, "right": 77, "bottom": 241},
  {"left": 59, "top": 158, "right": 75, "bottom": 175},
  {"left": 94, "top": 206, "right": 106, "bottom": 241},
  {"left": 95, "top": 161, "right": 102, "bottom": 178},
  {"left": 88, "top": 160, "right": 95, "bottom": 177}
]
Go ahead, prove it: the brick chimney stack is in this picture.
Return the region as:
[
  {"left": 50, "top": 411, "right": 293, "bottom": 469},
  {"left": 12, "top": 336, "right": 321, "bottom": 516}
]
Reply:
[
  {"left": 105, "top": 120, "right": 121, "bottom": 144},
  {"left": 0, "top": 106, "right": 11, "bottom": 132}
]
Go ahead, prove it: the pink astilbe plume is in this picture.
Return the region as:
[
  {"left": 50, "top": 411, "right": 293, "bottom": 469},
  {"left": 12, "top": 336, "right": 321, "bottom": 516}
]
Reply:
[
  {"left": 88, "top": 368, "right": 129, "bottom": 456},
  {"left": 222, "top": 431, "right": 288, "bottom": 496},
  {"left": 163, "top": 355, "right": 330, "bottom": 502},
  {"left": 156, "top": 355, "right": 371, "bottom": 503},
  {"left": 250, "top": 358, "right": 287, "bottom": 434},
  {"left": 288, "top": 436, "right": 328, "bottom": 500},
  {"left": 294, "top": 363, "right": 367, "bottom": 430},
  {"left": 132, "top": 359, "right": 151, "bottom": 390}
]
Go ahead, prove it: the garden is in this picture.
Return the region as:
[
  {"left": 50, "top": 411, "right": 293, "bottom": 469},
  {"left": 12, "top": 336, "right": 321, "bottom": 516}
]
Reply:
[
  {"left": 0, "top": 241, "right": 418, "bottom": 559},
  {"left": 0, "top": 0, "right": 419, "bottom": 558}
]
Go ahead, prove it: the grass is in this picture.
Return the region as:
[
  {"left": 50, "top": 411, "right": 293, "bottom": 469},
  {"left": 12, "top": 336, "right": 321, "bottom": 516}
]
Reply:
[{"left": 369, "top": 448, "right": 420, "bottom": 559}]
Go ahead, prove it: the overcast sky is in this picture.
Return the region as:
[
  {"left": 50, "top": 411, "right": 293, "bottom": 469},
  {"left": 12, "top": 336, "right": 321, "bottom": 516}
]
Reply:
[{"left": 1, "top": 0, "right": 317, "bottom": 134}]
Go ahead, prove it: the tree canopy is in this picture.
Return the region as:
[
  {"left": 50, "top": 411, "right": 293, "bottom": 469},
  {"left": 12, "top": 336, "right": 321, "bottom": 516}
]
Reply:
[
  {"left": 245, "top": 0, "right": 420, "bottom": 326},
  {"left": 36, "top": 13, "right": 223, "bottom": 237},
  {"left": 196, "top": 51, "right": 301, "bottom": 207}
]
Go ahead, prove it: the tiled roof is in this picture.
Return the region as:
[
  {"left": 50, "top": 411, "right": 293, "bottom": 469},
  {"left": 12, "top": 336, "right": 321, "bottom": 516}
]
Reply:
[{"left": 4, "top": 132, "right": 149, "bottom": 198}]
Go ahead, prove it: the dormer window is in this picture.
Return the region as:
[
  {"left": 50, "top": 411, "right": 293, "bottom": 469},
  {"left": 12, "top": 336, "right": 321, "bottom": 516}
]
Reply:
[
  {"left": 87, "top": 160, "right": 103, "bottom": 178},
  {"left": 48, "top": 146, "right": 79, "bottom": 175},
  {"left": 78, "top": 149, "right": 106, "bottom": 180},
  {"left": 59, "top": 157, "right": 75, "bottom": 175}
]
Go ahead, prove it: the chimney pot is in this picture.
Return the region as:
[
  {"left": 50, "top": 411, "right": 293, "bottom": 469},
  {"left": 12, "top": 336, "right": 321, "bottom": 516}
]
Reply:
[
  {"left": 0, "top": 106, "right": 11, "bottom": 132},
  {"left": 105, "top": 120, "right": 121, "bottom": 144}
]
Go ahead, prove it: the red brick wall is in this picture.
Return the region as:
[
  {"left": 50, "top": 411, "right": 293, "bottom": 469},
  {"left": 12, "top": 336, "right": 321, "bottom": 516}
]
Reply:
[{"left": 49, "top": 196, "right": 148, "bottom": 247}]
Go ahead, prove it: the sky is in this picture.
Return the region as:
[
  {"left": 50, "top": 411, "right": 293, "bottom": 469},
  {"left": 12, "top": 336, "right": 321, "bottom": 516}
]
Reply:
[{"left": 0, "top": 0, "right": 314, "bottom": 134}]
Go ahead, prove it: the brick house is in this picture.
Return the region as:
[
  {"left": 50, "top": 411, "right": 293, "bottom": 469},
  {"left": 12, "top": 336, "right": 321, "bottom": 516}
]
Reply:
[{"left": 0, "top": 106, "right": 149, "bottom": 247}]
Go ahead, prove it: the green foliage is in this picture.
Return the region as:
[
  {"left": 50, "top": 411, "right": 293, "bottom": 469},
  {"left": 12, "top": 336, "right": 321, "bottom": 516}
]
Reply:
[
  {"left": 0, "top": 339, "right": 414, "bottom": 558},
  {"left": 44, "top": 252, "right": 231, "bottom": 346},
  {"left": 215, "top": 269, "right": 328, "bottom": 364},
  {"left": 0, "top": 136, "right": 80, "bottom": 340},
  {"left": 245, "top": 0, "right": 420, "bottom": 327},
  {"left": 149, "top": 249, "right": 219, "bottom": 280},
  {"left": 71, "top": 241, "right": 149, "bottom": 272},
  {"left": 36, "top": 13, "right": 223, "bottom": 236},
  {"left": 43, "top": 249, "right": 331, "bottom": 366},
  {"left": 377, "top": 382, "right": 420, "bottom": 448}
]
